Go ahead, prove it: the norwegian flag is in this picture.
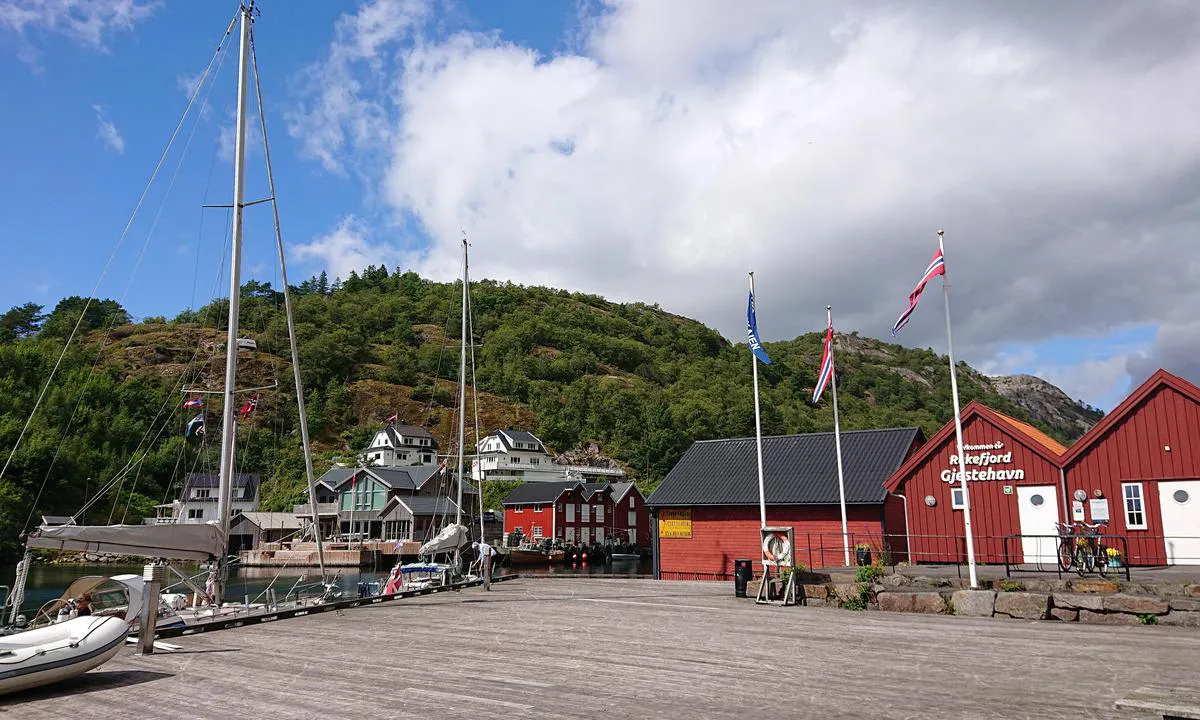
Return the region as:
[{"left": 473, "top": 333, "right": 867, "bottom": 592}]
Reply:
[
  {"left": 238, "top": 395, "right": 258, "bottom": 420},
  {"left": 812, "top": 324, "right": 835, "bottom": 405},
  {"left": 384, "top": 412, "right": 397, "bottom": 425},
  {"left": 183, "top": 397, "right": 204, "bottom": 409},
  {"left": 891, "top": 246, "right": 946, "bottom": 336}
]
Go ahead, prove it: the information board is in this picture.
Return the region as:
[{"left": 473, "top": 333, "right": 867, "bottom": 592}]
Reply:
[{"left": 658, "top": 509, "right": 692, "bottom": 538}]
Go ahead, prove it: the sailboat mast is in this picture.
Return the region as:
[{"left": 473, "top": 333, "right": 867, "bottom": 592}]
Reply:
[
  {"left": 214, "top": 2, "right": 252, "bottom": 604},
  {"left": 455, "top": 237, "right": 468, "bottom": 531}
]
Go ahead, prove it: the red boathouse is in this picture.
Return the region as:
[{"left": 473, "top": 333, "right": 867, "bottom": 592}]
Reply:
[
  {"left": 646, "top": 427, "right": 923, "bottom": 579},
  {"left": 502, "top": 481, "right": 648, "bottom": 546}
]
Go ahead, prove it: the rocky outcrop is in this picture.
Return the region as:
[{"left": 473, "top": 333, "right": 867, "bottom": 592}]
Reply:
[
  {"left": 553, "top": 442, "right": 622, "bottom": 469},
  {"left": 989, "top": 374, "right": 1103, "bottom": 439}
]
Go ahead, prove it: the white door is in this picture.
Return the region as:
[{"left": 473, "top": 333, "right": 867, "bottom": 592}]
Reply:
[
  {"left": 1159, "top": 481, "right": 1200, "bottom": 565},
  {"left": 1016, "top": 486, "right": 1060, "bottom": 565}
]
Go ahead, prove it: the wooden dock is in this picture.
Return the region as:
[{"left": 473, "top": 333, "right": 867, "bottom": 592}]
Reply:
[{"left": 5, "top": 578, "right": 1197, "bottom": 719}]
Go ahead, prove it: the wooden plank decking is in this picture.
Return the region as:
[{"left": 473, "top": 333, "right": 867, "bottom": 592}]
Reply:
[{"left": 3, "top": 578, "right": 1196, "bottom": 719}]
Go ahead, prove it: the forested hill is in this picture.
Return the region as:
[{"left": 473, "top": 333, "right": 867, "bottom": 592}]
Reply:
[{"left": 0, "top": 269, "right": 1102, "bottom": 559}]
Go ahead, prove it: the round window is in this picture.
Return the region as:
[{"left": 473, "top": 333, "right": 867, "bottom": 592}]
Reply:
[
  {"left": 1174, "top": 489, "right": 1190, "bottom": 504},
  {"left": 1030, "top": 494, "right": 1044, "bottom": 507}
]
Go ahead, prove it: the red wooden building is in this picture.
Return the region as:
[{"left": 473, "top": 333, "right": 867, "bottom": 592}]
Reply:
[
  {"left": 502, "top": 481, "right": 649, "bottom": 546},
  {"left": 1061, "top": 369, "right": 1200, "bottom": 566},
  {"left": 884, "top": 402, "right": 1067, "bottom": 566},
  {"left": 647, "top": 427, "right": 923, "bottom": 579}
]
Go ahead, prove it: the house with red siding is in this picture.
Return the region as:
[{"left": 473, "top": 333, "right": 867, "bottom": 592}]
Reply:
[
  {"left": 646, "top": 427, "right": 923, "bottom": 579},
  {"left": 884, "top": 402, "right": 1067, "bottom": 566},
  {"left": 502, "top": 480, "right": 651, "bottom": 548},
  {"left": 607, "top": 482, "right": 650, "bottom": 546},
  {"left": 1061, "top": 369, "right": 1200, "bottom": 566}
]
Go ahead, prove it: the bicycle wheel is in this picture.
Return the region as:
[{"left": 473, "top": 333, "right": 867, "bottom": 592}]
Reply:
[
  {"left": 1057, "top": 539, "right": 1074, "bottom": 571},
  {"left": 1096, "top": 544, "right": 1110, "bottom": 578},
  {"left": 1075, "top": 545, "right": 1090, "bottom": 576}
]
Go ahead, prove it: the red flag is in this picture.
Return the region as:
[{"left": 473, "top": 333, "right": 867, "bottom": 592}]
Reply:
[
  {"left": 238, "top": 395, "right": 258, "bottom": 419},
  {"left": 384, "top": 412, "right": 397, "bottom": 425}
]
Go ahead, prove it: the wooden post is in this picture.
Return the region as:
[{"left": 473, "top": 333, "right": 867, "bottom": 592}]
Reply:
[{"left": 136, "top": 564, "right": 166, "bottom": 655}]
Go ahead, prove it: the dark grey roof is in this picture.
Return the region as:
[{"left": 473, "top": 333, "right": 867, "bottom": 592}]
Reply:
[
  {"left": 494, "top": 428, "right": 542, "bottom": 449},
  {"left": 183, "top": 472, "right": 259, "bottom": 496},
  {"left": 581, "top": 482, "right": 611, "bottom": 500},
  {"left": 609, "top": 482, "right": 641, "bottom": 502},
  {"left": 399, "top": 496, "right": 461, "bottom": 516},
  {"left": 502, "top": 481, "right": 581, "bottom": 506},
  {"left": 316, "top": 466, "right": 355, "bottom": 490},
  {"left": 646, "top": 427, "right": 922, "bottom": 507},
  {"left": 381, "top": 425, "right": 437, "bottom": 448}
]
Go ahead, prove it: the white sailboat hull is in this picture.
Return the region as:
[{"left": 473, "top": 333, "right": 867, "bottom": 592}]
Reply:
[{"left": 0, "top": 615, "right": 130, "bottom": 696}]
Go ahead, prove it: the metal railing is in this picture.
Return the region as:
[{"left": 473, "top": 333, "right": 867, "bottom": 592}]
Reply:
[{"left": 1002, "top": 533, "right": 1132, "bottom": 581}]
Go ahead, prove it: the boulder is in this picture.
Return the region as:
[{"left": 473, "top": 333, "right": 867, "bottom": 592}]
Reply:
[
  {"left": 877, "top": 592, "right": 946, "bottom": 614},
  {"left": 993, "top": 592, "right": 1049, "bottom": 619},
  {"left": 913, "top": 593, "right": 948, "bottom": 614},
  {"left": 876, "top": 592, "right": 912, "bottom": 613},
  {"left": 1185, "top": 584, "right": 1200, "bottom": 598},
  {"left": 1049, "top": 608, "right": 1078, "bottom": 622},
  {"left": 1160, "top": 611, "right": 1200, "bottom": 628},
  {"left": 1070, "top": 579, "right": 1121, "bottom": 594},
  {"left": 1101, "top": 594, "right": 1169, "bottom": 615},
  {"left": 832, "top": 583, "right": 861, "bottom": 602},
  {"left": 951, "top": 589, "right": 996, "bottom": 617},
  {"left": 1051, "top": 593, "right": 1104, "bottom": 611},
  {"left": 1169, "top": 597, "right": 1200, "bottom": 612},
  {"left": 801, "top": 584, "right": 829, "bottom": 600},
  {"left": 804, "top": 597, "right": 829, "bottom": 608},
  {"left": 1079, "top": 609, "right": 1140, "bottom": 625},
  {"left": 881, "top": 573, "right": 908, "bottom": 589}
]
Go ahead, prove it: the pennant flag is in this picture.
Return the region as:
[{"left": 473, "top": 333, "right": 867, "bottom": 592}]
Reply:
[
  {"left": 384, "top": 412, "right": 398, "bottom": 425},
  {"left": 238, "top": 395, "right": 258, "bottom": 420},
  {"left": 746, "top": 289, "right": 772, "bottom": 365},
  {"left": 891, "top": 246, "right": 946, "bottom": 336},
  {"left": 183, "top": 397, "right": 204, "bottom": 409},
  {"left": 186, "top": 413, "right": 205, "bottom": 438},
  {"left": 812, "top": 324, "right": 834, "bottom": 404}
]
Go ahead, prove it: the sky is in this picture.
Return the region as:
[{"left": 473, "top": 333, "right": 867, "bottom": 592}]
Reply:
[{"left": 2, "top": 0, "right": 1199, "bottom": 413}]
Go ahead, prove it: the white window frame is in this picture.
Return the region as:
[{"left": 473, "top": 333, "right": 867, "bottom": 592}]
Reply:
[
  {"left": 532, "top": 526, "right": 544, "bottom": 539},
  {"left": 629, "top": 496, "right": 635, "bottom": 508},
  {"left": 192, "top": 488, "right": 212, "bottom": 499},
  {"left": 187, "top": 508, "right": 204, "bottom": 519},
  {"left": 595, "top": 527, "right": 604, "bottom": 543},
  {"left": 628, "top": 510, "right": 637, "bottom": 527},
  {"left": 580, "top": 504, "right": 590, "bottom": 523},
  {"left": 514, "top": 506, "right": 523, "bottom": 514},
  {"left": 565, "top": 527, "right": 575, "bottom": 543},
  {"left": 566, "top": 504, "right": 575, "bottom": 522},
  {"left": 595, "top": 505, "right": 604, "bottom": 523},
  {"left": 951, "top": 486, "right": 964, "bottom": 510},
  {"left": 1122, "top": 482, "right": 1147, "bottom": 530}
]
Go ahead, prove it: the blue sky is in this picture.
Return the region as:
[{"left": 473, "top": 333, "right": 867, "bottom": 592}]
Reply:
[{"left": 3, "top": 0, "right": 1198, "bottom": 412}]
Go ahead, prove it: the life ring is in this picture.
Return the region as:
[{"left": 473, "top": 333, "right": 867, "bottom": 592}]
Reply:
[{"left": 762, "top": 532, "right": 791, "bottom": 565}]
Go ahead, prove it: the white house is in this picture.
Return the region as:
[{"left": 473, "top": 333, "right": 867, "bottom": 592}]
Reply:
[
  {"left": 362, "top": 424, "right": 438, "bottom": 468},
  {"left": 175, "top": 472, "right": 260, "bottom": 524},
  {"left": 472, "top": 428, "right": 627, "bottom": 483}
]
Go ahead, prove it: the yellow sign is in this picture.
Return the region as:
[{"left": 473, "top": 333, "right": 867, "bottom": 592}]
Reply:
[{"left": 659, "top": 509, "right": 692, "bottom": 539}]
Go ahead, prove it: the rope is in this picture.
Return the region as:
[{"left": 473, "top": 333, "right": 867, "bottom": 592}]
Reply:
[{"left": 0, "top": 8, "right": 241, "bottom": 505}]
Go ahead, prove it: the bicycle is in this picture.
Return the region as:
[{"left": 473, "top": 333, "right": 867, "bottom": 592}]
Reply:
[
  {"left": 1072, "top": 522, "right": 1110, "bottom": 577},
  {"left": 1055, "top": 522, "right": 1076, "bottom": 572}
]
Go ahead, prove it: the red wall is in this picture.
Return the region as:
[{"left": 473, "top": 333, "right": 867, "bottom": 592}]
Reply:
[
  {"left": 504, "top": 504, "right": 555, "bottom": 541},
  {"left": 1064, "top": 384, "right": 1200, "bottom": 566},
  {"left": 610, "top": 488, "right": 650, "bottom": 546},
  {"left": 658, "top": 505, "right": 886, "bottom": 578},
  {"left": 890, "top": 413, "right": 1063, "bottom": 564}
]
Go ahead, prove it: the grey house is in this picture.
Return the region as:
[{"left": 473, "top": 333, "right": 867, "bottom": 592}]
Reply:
[{"left": 177, "top": 472, "right": 260, "bottom": 524}]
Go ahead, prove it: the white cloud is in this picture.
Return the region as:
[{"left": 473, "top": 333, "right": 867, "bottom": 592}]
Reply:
[
  {"left": 289, "top": 0, "right": 1200, "bottom": 406},
  {"left": 1, "top": 0, "right": 158, "bottom": 65},
  {"left": 291, "top": 216, "right": 408, "bottom": 284},
  {"left": 92, "top": 104, "right": 124, "bottom": 153}
]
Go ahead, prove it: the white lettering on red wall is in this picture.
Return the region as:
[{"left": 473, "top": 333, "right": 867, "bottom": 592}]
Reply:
[{"left": 939, "top": 441, "right": 1026, "bottom": 483}]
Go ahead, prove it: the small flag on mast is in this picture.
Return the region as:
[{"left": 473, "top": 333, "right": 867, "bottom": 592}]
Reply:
[
  {"left": 891, "top": 246, "right": 946, "bottom": 336},
  {"left": 186, "top": 413, "right": 205, "bottom": 437},
  {"left": 746, "top": 288, "right": 772, "bottom": 365},
  {"left": 183, "top": 397, "right": 203, "bottom": 409},
  {"left": 238, "top": 395, "right": 258, "bottom": 420},
  {"left": 812, "top": 323, "right": 834, "bottom": 404},
  {"left": 384, "top": 412, "right": 398, "bottom": 425}
]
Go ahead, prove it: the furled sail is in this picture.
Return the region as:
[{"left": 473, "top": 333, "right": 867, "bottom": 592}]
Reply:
[
  {"left": 418, "top": 523, "right": 469, "bottom": 556},
  {"left": 26, "top": 523, "right": 224, "bottom": 562}
]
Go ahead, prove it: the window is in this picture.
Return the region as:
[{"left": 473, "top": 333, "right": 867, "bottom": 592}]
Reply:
[
  {"left": 510, "top": 456, "right": 521, "bottom": 464},
  {"left": 532, "top": 526, "right": 543, "bottom": 539},
  {"left": 192, "top": 488, "right": 211, "bottom": 499},
  {"left": 533, "top": 504, "right": 543, "bottom": 513},
  {"left": 580, "top": 505, "right": 590, "bottom": 523},
  {"left": 629, "top": 496, "right": 635, "bottom": 508},
  {"left": 565, "top": 527, "right": 575, "bottom": 543},
  {"left": 399, "top": 453, "right": 409, "bottom": 460},
  {"left": 595, "top": 505, "right": 604, "bottom": 523},
  {"left": 1123, "top": 483, "right": 1147, "bottom": 529},
  {"left": 951, "top": 487, "right": 964, "bottom": 510},
  {"left": 595, "top": 527, "right": 604, "bottom": 542},
  {"left": 1173, "top": 489, "right": 1190, "bottom": 505},
  {"left": 514, "top": 506, "right": 523, "bottom": 513},
  {"left": 1029, "top": 493, "right": 1045, "bottom": 508},
  {"left": 566, "top": 504, "right": 575, "bottom": 522},
  {"left": 628, "top": 510, "right": 637, "bottom": 527},
  {"left": 530, "top": 458, "right": 540, "bottom": 465},
  {"left": 187, "top": 508, "right": 204, "bottom": 519},
  {"left": 422, "top": 455, "right": 432, "bottom": 463}
]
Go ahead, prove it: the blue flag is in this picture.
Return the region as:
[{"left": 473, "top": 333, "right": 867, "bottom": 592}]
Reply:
[
  {"left": 186, "top": 413, "right": 205, "bottom": 438},
  {"left": 746, "top": 290, "right": 772, "bottom": 365}
]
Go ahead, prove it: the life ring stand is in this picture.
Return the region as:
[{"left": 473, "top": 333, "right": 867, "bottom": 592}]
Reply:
[{"left": 761, "top": 532, "right": 791, "bottom": 566}]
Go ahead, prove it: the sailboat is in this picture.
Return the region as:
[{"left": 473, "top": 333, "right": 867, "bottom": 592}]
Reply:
[
  {"left": 384, "top": 238, "right": 477, "bottom": 592},
  {"left": 3, "top": 3, "right": 335, "bottom": 652}
]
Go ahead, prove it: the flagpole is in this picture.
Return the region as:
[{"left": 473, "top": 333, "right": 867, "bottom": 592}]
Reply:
[
  {"left": 939, "top": 229, "right": 979, "bottom": 589},
  {"left": 749, "top": 272, "right": 767, "bottom": 529},
  {"left": 828, "top": 306, "right": 851, "bottom": 567}
]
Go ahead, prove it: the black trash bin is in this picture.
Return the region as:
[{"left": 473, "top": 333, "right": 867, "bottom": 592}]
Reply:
[{"left": 734, "top": 559, "right": 753, "bottom": 598}]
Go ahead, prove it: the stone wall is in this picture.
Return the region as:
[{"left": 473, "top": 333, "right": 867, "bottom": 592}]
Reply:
[{"left": 783, "top": 570, "right": 1200, "bottom": 627}]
